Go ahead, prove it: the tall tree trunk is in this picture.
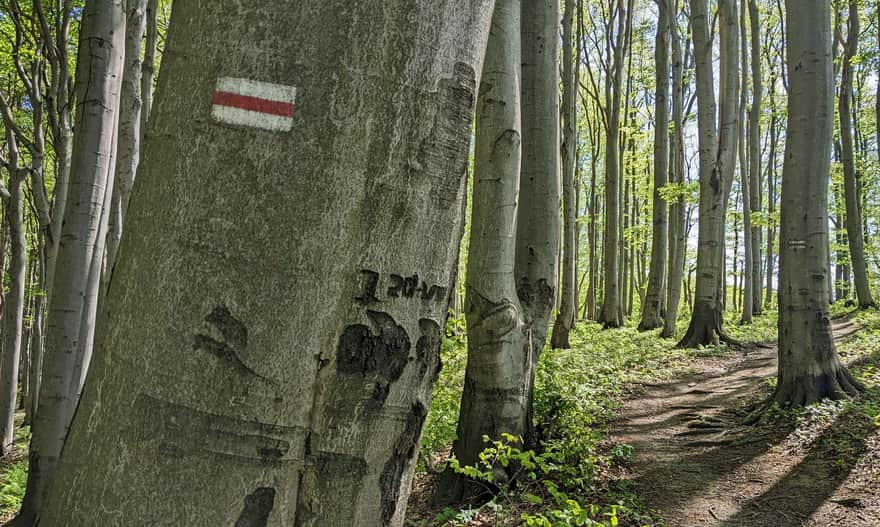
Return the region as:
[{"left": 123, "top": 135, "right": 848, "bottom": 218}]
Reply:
[
  {"left": 25, "top": 240, "right": 45, "bottom": 424},
  {"left": 764, "top": 84, "right": 778, "bottom": 308},
  {"left": 774, "top": 0, "right": 862, "bottom": 405},
  {"left": 105, "top": 0, "right": 148, "bottom": 284},
  {"left": 598, "top": 0, "right": 632, "bottom": 328},
  {"left": 662, "top": 0, "right": 687, "bottom": 339},
  {"left": 439, "top": 0, "right": 527, "bottom": 504},
  {"left": 17, "top": 2, "right": 127, "bottom": 522},
  {"left": 747, "top": 0, "right": 763, "bottom": 315},
  {"left": 838, "top": 0, "right": 875, "bottom": 309},
  {"left": 740, "top": 0, "right": 753, "bottom": 324},
  {"left": 518, "top": 0, "right": 561, "bottom": 437},
  {"left": 0, "top": 168, "right": 26, "bottom": 457},
  {"left": 36, "top": 1, "right": 493, "bottom": 525},
  {"left": 638, "top": 0, "right": 669, "bottom": 332},
  {"left": 552, "top": 0, "right": 576, "bottom": 348},
  {"left": 678, "top": 0, "right": 739, "bottom": 348}
]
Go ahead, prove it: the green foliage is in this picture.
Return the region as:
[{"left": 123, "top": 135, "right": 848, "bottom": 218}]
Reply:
[{"left": 0, "top": 462, "right": 27, "bottom": 512}]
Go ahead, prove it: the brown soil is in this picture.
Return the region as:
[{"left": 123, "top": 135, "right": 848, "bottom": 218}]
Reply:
[{"left": 612, "top": 319, "right": 880, "bottom": 526}]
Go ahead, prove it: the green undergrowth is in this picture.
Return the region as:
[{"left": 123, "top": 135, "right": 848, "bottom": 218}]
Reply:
[
  {"left": 414, "top": 311, "right": 780, "bottom": 526},
  {"left": 0, "top": 422, "right": 30, "bottom": 520}
]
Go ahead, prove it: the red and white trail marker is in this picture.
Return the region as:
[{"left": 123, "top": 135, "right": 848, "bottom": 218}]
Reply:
[{"left": 211, "top": 77, "right": 298, "bottom": 132}]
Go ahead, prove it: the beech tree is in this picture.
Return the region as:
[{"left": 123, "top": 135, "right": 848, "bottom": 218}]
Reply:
[
  {"left": 16, "top": 1, "right": 126, "bottom": 521},
  {"left": 32, "top": 1, "right": 495, "bottom": 525},
  {"left": 677, "top": 0, "right": 740, "bottom": 348},
  {"left": 773, "top": 0, "right": 862, "bottom": 405},
  {"left": 638, "top": 0, "right": 670, "bottom": 332},
  {"left": 838, "top": 0, "right": 875, "bottom": 309}
]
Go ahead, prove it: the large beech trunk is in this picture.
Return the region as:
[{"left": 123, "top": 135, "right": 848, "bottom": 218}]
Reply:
[
  {"left": 34, "top": 1, "right": 494, "bottom": 525},
  {"left": 774, "top": 0, "right": 862, "bottom": 406},
  {"left": 747, "top": 0, "right": 763, "bottom": 315}
]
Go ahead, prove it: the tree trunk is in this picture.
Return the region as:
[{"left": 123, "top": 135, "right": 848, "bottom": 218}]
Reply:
[
  {"left": 438, "top": 0, "right": 529, "bottom": 504},
  {"left": 552, "top": 0, "right": 576, "bottom": 348},
  {"left": 662, "top": 0, "right": 687, "bottom": 339},
  {"left": 838, "top": 0, "right": 875, "bottom": 309},
  {"left": 105, "top": 0, "right": 148, "bottom": 284},
  {"left": 678, "top": 0, "right": 739, "bottom": 348},
  {"left": 0, "top": 169, "right": 26, "bottom": 457},
  {"left": 747, "top": 0, "right": 763, "bottom": 316},
  {"left": 35, "top": 1, "right": 493, "bottom": 526},
  {"left": 739, "top": 0, "right": 753, "bottom": 325},
  {"left": 598, "top": 0, "right": 632, "bottom": 328},
  {"left": 764, "top": 85, "right": 778, "bottom": 308},
  {"left": 518, "top": 0, "right": 560, "bottom": 438},
  {"left": 16, "top": 1, "right": 127, "bottom": 521},
  {"left": 774, "top": 0, "right": 862, "bottom": 405},
  {"left": 25, "top": 242, "right": 45, "bottom": 424},
  {"left": 638, "top": 0, "right": 669, "bottom": 332}
]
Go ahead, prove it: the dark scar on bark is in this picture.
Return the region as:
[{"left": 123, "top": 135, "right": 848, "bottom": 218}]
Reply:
[
  {"left": 194, "top": 305, "right": 268, "bottom": 381},
  {"left": 234, "top": 487, "right": 275, "bottom": 527},
  {"left": 336, "top": 310, "right": 411, "bottom": 383},
  {"left": 379, "top": 402, "right": 427, "bottom": 524}
]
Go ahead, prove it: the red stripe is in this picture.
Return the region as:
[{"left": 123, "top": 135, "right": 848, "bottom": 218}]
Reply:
[{"left": 212, "top": 91, "right": 295, "bottom": 118}]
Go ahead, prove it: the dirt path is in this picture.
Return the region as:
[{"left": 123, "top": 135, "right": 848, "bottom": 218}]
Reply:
[{"left": 612, "top": 320, "right": 880, "bottom": 527}]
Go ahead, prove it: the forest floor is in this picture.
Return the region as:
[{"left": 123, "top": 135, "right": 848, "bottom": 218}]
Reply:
[
  {"left": 407, "top": 308, "right": 880, "bottom": 527},
  {"left": 611, "top": 316, "right": 880, "bottom": 526}
]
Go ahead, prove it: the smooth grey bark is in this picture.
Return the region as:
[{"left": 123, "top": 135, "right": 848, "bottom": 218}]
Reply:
[
  {"left": 105, "top": 0, "right": 148, "bottom": 285},
  {"left": 774, "top": 0, "right": 862, "bottom": 405},
  {"left": 739, "top": 0, "right": 753, "bottom": 324},
  {"left": 551, "top": 0, "right": 576, "bottom": 348},
  {"left": 598, "top": 0, "right": 632, "bottom": 328},
  {"left": 764, "top": 77, "right": 778, "bottom": 308},
  {"left": 25, "top": 244, "right": 45, "bottom": 423},
  {"left": 0, "top": 157, "right": 26, "bottom": 458},
  {"left": 37, "top": 1, "right": 494, "bottom": 525},
  {"left": 16, "top": 1, "right": 126, "bottom": 522},
  {"left": 638, "top": 0, "right": 670, "bottom": 332},
  {"left": 838, "top": 0, "right": 875, "bottom": 309},
  {"left": 747, "top": 0, "right": 763, "bottom": 316},
  {"left": 662, "top": 0, "right": 687, "bottom": 339},
  {"left": 443, "top": 0, "right": 528, "bottom": 502},
  {"left": 678, "top": 0, "right": 739, "bottom": 348},
  {"left": 518, "top": 0, "right": 560, "bottom": 413}
]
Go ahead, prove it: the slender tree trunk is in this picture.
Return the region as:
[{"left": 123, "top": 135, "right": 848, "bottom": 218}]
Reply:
[
  {"left": 740, "top": 0, "right": 753, "bottom": 324},
  {"left": 765, "top": 89, "right": 778, "bottom": 308},
  {"left": 36, "top": 1, "right": 493, "bottom": 525},
  {"left": 747, "top": 0, "right": 763, "bottom": 315},
  {"left": 25, "top": 241, "right": 45, "bottom": 424},
  {"left": 552, "top": 0, "right": 576, "bottom": 348},
  {"left": 0, "top": 169, "right": 26, "bottom": 457},
  {"left": 518, "top": 0, "right": 561, "bottom": 437},
  {"left": 662, "top": 0, "right": 687, "bottom": 339},
  {"left": 599, "top": 0, "right": 632, "bottom": 328},
  {"left": 774, "top": 0, "right": 862, "bottom": 405},
  {"left": 17, "top": 2, "right": 127, "bottom": 521},
  {"left": 678, "top": 0, "right": 739, "bottom": 348},
  {"left": 105, "top": 0, "right": 148, "bottom": 284},
  {"left": 838, "top": 0, "right": 875, "bottom": 309},
  {"left": 440, "top": 0, "right": 527, "bottom": 504},
  {"left": 140, "top": 0, "right": 159, "bottom": 134},
  {"left": 638, "top": 0, "right": 669, "bottom": 332}
]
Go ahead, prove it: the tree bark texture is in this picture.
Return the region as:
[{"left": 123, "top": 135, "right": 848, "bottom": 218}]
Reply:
[
  {"left": 36, "top": 1, "right": 494, "bottom": 526},
  {"left": 775, "top": 0, "right": 862, "bottom": 405}
]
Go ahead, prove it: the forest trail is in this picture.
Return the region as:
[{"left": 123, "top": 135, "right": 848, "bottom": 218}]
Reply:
[{"left": 612, "top": 319, "right": 880, "bottom": 527}]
